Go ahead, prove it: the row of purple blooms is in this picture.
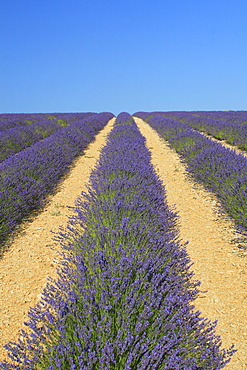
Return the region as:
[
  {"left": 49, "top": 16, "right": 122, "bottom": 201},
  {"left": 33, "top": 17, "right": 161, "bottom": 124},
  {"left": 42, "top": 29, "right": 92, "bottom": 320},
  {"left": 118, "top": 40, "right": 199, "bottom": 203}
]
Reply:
[
  {"left": 134, "top": 112, "right": 247, "bottom": 241},
  {"left": 0, "top": 112, "right": 234, "bottom": 369},
  {"left": 0, "top": 112, "right": 114, "bottom": 248},
  {"left": 152, "top": 110, "right": 247, "bottom": 124},
  {"left": 184, "top": 110, "right": 247, "bottom": 124},
  {"left": 157, "top": 111, "right": 247, "bottom": 152},
  {"left": 0, "top": 112, "right": 95, "bottom": 132},
  {"left": 0, "top": 113, "right": 96, "bottom": 162},
  {"left": 0, "top": 118, "right": 62, "bottom": 162},
  {"left": 0, "top": 113, "right": 52, "bottom": 131}
]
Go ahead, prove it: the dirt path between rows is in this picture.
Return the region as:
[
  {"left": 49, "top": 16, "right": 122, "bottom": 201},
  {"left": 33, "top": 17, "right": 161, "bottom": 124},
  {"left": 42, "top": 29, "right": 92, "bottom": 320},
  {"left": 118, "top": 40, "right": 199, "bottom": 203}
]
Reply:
[
  {"left": 198, "top": 129, "right": 247, "bottom": 157},
  {"left": 0, "top": 117, "right": 115, "bottom": 362},
  {"left": 134, "top": 117, "right": 247, "bottom": 370}
]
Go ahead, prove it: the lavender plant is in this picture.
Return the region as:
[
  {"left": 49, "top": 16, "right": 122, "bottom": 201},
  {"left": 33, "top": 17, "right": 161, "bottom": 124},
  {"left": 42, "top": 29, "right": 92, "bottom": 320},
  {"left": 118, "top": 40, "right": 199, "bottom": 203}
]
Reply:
[
  {"left": 141, "top": 111, "right": 247, "bottom": 152},
  {"left": 0, "top": 114, "right": 36, "bottom": 131},
  {"left": 0, "top": 112, "right": 114, "bottom": 247},
  {"left": 134, "top": 112, "right": 247, "bottom": 237},
  {"left": 185, "top": 110, "right": 247, "bottom": 124},
  {"left": 0, "top": 113, "right": 95, "bottom": 132},
  {"left": 0, "top": 113, "right": 235, "bottom": 369},
  {"left": 0, "top": 121, "right": 62, "bottom": 162}
]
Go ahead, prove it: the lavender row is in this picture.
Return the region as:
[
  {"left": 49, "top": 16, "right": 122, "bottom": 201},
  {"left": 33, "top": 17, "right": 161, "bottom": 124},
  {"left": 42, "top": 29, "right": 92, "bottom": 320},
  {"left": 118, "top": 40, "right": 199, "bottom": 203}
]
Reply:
[
  {"left": 184, "top": 110, "right": 247, "bottom": 124},
  {"left": 0, "top": 120, "right": 63, "bottom": 162},
  {"left": 0, "top": 113, "right": 97, "bottom": 162},
  {"left": 0, "top": 112, "right": 234, "bottom": 369},
  {"left": 134, "top": 112, "right": 247, "bottom": 238},
  {"left": 161, "top": 111, "right": 247, "bottom": 152},
  {"left": 0, "top": 112, "right": 114, "bottom": 247},
  {"left": 0, "top": 112, "right": 94, "bottom": 131},
  {"left": 145, "top": 110, "right": 247, "bottom": 125},
  {"left": 0, "top": 113, "right": 43, "bottom": 131}
]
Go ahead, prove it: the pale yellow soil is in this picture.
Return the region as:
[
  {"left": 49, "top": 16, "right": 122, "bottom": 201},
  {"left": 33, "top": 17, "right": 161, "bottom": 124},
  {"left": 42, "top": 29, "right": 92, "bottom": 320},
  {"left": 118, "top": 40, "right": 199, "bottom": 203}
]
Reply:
[
  {"left": 0, "top": 117, "right": 115, "bottom": 362},
  {"left": 134, "top": 117, "right": 247, "bottom": 370}
]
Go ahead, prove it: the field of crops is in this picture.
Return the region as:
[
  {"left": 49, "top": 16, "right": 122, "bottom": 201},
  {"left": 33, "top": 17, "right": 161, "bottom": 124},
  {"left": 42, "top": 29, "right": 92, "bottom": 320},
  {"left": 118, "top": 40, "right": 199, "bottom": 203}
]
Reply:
[
  {"left": 135, "top": 111, "right": 247, "bottom": 239},
  {"left": 1, "top": 111, "right": 247, "bottom": 369},
  {"left": 0, "top": 112, "right": 114, "bottom": 248}
]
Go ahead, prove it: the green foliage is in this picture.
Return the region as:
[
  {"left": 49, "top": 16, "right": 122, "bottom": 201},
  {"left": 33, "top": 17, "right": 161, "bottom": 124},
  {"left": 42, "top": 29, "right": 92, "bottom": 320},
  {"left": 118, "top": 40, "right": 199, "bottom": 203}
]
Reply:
[
  {"left": 24, "top": 119, "right": 33, "bottom": 125},
  {"left": 173, "top": 137, "right": 196, "bottom": 154},
  {"left": 57, "top": 119, "right": 68, "bottom": 127}
]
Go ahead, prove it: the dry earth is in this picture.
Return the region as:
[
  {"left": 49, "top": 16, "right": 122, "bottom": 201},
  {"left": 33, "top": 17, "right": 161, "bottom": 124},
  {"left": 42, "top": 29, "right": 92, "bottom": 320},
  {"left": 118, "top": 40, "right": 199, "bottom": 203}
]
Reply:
[
  {"left": 134, "top": 117, "right": 247, "bottom": 370},
  {"left": 1, "top": 115, "right": 247, "bottom": 369},
  {"left": 198, "top": 129, "right": 247, "bottom": 157},
  {"left": 0, "top": 117, "right": 115, "bottom": 362}
]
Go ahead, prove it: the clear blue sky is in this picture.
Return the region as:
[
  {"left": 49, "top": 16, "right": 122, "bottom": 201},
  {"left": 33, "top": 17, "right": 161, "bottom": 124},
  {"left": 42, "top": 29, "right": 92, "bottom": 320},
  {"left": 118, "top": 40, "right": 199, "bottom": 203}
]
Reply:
[{"left": 1, "top": 0, "right": 246, "bottom": 115}]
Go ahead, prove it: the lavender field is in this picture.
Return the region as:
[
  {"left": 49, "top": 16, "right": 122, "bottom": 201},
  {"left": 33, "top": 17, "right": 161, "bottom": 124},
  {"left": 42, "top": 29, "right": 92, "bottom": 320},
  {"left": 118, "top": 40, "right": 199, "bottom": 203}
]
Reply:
[
  {"left": 1, "top": 111, "right": 247, "bottom": 368},
  {"left": 0, "top": 112, "right": 114, "bottom": 248},
  {"left": 134, "top": 111, "right": 247, "bottom": 239}
]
